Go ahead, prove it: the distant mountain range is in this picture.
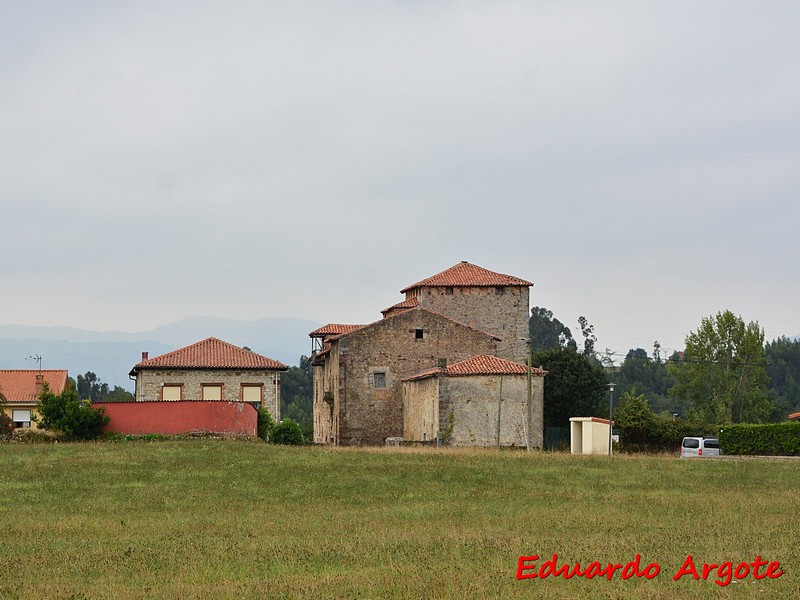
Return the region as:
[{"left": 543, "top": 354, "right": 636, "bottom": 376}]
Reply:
[{"left": 0, "top": 316, "right": 322, "bottom": 392}]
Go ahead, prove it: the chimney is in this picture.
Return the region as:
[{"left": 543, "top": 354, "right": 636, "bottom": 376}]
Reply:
[
  {"left": 35, "top": 373, "right": 44, "bottom": 396},
  {"left": 141, "top": 352, "right": 149, "bottom": 361}
]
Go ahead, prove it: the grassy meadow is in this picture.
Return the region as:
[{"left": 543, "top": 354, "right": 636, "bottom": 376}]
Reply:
[{"left": 0, "top": 441, "right": 797, "bottom": 599}]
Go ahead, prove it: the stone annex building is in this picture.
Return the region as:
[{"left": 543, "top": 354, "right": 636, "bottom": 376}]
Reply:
[{"left": 310, "top": 261, "right": 545, "bottom": 447}]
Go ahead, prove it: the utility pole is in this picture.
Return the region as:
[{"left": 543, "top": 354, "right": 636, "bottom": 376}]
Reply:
[
  {"left": 495, "top": 375, "right": 504, "bottom": 449},
  {"left": 521, "top": 338, "right": 533, "bottom": 452},
  {"left": 607, "top": 382, "right": 616, "bottom": 456}
]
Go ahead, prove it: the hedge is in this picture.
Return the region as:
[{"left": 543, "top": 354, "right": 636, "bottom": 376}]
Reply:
[{"left": 718, "top": 422, "right": 800, "bottom": 456}]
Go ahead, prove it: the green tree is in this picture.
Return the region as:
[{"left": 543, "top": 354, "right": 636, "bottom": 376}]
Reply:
[
  {"left": 764, "top": 336, "right": 800, "bottom": 421},
  {"left": 528, "top": 307, "right": 577, "bottom": 352},
  {"left": 613, "top": 391, "right": 656, "bottom": 447},
  {"left": 104, "top": 386, "right": 135, "bottom": 402},
  {"left": 670, "top": 310, "right": 771, "bottom": 424},
  {"left": 532, "top": 347, "right": 608, "bottom": 429},
  {"left": 280, "top": 356, "right": 313, "bottom": 438},
  {"left": 77, "top": 372, "right": 133, "bottom": 403},
  {"left": 614, "top": 345, "right": 677, "bottom": 415},
  {"left": 578, "top": 316, "right": 597, "bottom": 358},
  {"left": 35, "top": 379, "right": 109, "bottom": 439}
]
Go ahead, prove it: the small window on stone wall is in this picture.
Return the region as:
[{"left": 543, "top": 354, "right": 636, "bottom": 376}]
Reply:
[
  {"left": 162, "top": 385, "right": 182, "bottom": 401},
  {"left": 495, "top": 286, "right": 505, "bottom": 295},
  {"left": 415, "top": 328, "right": 424, "bottom": 340},
  {"left": 242, "top": 385, "right": 261, "bottom": 403},
  {"left": 445, "top": 287, "right": 453, "bottom": 295},
  {"left": 202, "top": 385, "right": 222, "bottom": 401},
  {"left": 373, "top": 372, "right": 386, "bottom": 388}
]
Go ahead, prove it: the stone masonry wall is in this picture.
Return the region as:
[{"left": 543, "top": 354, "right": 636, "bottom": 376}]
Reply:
[
  {"left": 402, "top": 376, "right": 440, "bottom": 442},
  {"left": 312, "top": 348, "right": 339, "bottom": 444},
  {"left": 136, "top": 369, "right": 281, "bottom": 419},
  {"left": 336, "top": 308, "right": 497, "bottom": 446},
  {"left": 410, "top": 286, "right": 530, "bottom": 363},
  {"left": 438, "top": 374, "right": 544, "bottom": 448}
]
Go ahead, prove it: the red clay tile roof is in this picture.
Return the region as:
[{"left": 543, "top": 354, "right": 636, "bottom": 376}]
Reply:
[
  {"left": 380, "top": 297, "right": 419, "bottom": 315},
  {"left": 309, "top": 324, "right": 366, "bottom": 338},
  {"left": 403, "top": 355, "right": 545, "bottom": 381},
  {"left": 0, "top": 370, "right": 68, "bottom": 403},
  {"left": 445, "top": 354, "right": 540, "bottom": 376},
  {"left": 789, "top": 411, "right": 800, "bottom": 420},
  {"left": 400, "top": 261, "right": 533, "bottom": 293},
  {"left": 131, "top": 338, "right": 288, "bottom": 371}
]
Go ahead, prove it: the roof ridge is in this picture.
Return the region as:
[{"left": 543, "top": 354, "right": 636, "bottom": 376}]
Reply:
[
  {"left": 132, "top": 337, "right": 287, "bottom": 371},
  {"left": 400, "top": 261, "right": 532, "bottom": 293}
]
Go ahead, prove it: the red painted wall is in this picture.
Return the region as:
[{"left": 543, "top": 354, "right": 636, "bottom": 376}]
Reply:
[{"left": 95, "top": 401, "right": 258, "bottom": 436}]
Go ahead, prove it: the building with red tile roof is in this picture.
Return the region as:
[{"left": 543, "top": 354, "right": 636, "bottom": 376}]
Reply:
[
  {"left": 0, "top": 369, "right": 69, "bottom": 429},
  {"left": 310, "top": 260, "right": 537, "bottom": 446},
  {"left": 310, "top": 307, "right": 501, "bottom": 445},
  {"left": 394, "top": 261, "right": 532, "bottom": 363},
  {"left": 130, "top": 337, "right": 288, "bottom": 419},
  {"left": 401, "top": 354, "right": 544, "bottom": 448}
]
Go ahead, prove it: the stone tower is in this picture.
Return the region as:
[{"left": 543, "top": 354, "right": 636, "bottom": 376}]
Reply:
[{"left": 393, "top": 261, "right": 532, "bottom": 363}]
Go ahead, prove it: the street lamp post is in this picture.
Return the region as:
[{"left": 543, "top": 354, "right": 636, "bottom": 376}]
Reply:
[{"left": 607, "top": 382, "right": 616, "bottom": 456}]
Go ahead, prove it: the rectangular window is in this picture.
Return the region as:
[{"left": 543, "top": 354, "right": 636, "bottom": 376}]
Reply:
[
  {"left": 242, "top": 385, "right": 261, "bottom": 403},
  {"left": 495, "top": 286, "right": 505, "bottom": 295},
  {"left": 202, "top": 385, "right": 222, "bottom": 401},
  {"left": 415, "top": 328, "right": 424, "bottom": 340},
  {"left": 12, "top": 409, "right": 31, "bottom": 428},
  {"left": 445, "top": 287, "right": 453, "bottom": 295},
  {"left": 162, "top": 385, "right": 182, "bottom": 401},
  {"left": 373, "top": 372, "right": 386, "bottom": 388}
]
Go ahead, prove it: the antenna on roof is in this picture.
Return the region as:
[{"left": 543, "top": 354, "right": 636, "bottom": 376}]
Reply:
[{"left": 26, "top": 354, "right": 42, "bottom": 371}]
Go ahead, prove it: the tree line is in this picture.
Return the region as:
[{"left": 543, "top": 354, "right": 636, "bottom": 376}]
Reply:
[{"left": 529, "top": 307, "right": 800, "bottom": 431}]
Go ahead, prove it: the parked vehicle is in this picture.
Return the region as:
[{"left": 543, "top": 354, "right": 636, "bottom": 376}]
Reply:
[{"left": 680, "top": 437, "right": 721, "bottom": 458}]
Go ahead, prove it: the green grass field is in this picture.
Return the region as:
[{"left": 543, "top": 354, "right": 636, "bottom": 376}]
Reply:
[{"left": 1, "top": 441, "right": 797, "bottom": 599}]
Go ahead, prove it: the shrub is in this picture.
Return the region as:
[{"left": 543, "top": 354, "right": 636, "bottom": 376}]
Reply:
[
  {"left": 719, "top": 422, "right": 800, "bottom": 456},
  {"left": 257, "top": 408, "right": 276, "bottom": 442},
  {"left": 271, "top": 418, "right": 304, "bottom": 445},
  {"left": 0, "top": 391, "right": 13, "bottom": 441},
  {"left": 0, "top": 412, "right": 12, "bottom": 441},
  {"left": 35, "top": 380, "right": 109, "bottom": 440}
]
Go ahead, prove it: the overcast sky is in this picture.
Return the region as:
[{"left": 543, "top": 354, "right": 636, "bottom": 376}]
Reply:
[{"left": 2, "top": 1, "right": 798, "bottom": 361}]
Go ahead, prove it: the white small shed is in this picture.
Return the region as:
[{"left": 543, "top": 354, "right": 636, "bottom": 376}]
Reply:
[{"left": 570, "top": 417, "right": 614, "bottom": 455}]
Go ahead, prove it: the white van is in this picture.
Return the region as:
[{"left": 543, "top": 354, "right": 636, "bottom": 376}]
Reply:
[{"left": 680, "top": 437, "right": 720, "bottom": 458}]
